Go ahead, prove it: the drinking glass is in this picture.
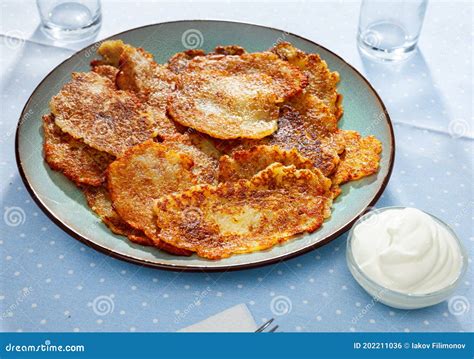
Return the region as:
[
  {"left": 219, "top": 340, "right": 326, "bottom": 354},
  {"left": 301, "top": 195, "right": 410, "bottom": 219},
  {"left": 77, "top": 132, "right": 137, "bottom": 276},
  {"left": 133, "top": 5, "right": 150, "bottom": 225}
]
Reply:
[
  {"left": 36, "top": 0, "right": 102, "bottom": 42},
  {"left": 357, "top": 0, "right": 428, "bottom": 61}
]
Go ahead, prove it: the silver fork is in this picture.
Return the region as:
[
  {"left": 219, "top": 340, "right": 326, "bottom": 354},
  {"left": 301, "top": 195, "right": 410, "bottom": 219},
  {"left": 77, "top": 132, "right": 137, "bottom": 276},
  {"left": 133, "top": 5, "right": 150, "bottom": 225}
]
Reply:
[{"left": 255, "top": 318, "right": 279, "bottom": 332}]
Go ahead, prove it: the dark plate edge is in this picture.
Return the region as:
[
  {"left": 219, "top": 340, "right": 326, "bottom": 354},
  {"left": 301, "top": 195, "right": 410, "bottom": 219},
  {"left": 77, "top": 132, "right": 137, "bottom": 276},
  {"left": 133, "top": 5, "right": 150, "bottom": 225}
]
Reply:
[{"left": 14, "top": 19, "right": 396, "bottom": 272}]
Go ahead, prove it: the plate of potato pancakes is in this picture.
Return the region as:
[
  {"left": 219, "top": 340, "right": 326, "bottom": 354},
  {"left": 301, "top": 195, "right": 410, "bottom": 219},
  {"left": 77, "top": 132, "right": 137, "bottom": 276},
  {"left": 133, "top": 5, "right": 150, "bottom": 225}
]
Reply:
[{"left": 16, "top": 20, "right": 394, "bottom": 271}]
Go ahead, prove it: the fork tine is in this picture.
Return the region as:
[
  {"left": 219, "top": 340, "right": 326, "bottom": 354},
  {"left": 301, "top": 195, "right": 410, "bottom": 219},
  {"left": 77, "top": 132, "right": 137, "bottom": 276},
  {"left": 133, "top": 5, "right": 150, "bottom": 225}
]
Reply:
[
  {"left": 255, "top": 318, "right": 274, "bottom": 332},
  {"left": 268, "top": 325, "right": 279, "bottom": 332}
]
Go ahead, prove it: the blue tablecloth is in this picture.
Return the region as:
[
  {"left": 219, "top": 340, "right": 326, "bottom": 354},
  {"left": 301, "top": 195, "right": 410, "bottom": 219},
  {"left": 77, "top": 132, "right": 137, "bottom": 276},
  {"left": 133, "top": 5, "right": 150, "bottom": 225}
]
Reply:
[{"left": 1, "top": 0, "right": 472, "bottom": 332}]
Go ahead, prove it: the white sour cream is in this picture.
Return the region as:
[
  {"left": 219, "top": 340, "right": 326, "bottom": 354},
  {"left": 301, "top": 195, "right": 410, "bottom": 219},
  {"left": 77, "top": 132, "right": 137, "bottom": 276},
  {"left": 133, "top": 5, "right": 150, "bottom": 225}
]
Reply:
[{"left": 352, "top": 208, "right": 463, "bottom": 295}]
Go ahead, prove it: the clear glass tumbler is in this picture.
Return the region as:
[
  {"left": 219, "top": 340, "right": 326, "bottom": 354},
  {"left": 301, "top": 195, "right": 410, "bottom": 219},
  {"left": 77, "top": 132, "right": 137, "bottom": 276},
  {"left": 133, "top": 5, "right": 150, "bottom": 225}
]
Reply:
[
  {"left": 357, "top": 0, "right": 428, "bottom": 61},
  {"left": 36, "top": 0, "right": 102, "bottom": 42}
]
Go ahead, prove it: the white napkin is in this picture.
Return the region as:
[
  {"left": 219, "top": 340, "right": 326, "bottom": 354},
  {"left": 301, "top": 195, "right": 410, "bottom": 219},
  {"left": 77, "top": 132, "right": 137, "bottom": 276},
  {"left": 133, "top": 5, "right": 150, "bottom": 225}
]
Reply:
[{"left": 179, "top": 304, "right": 258, "bottom": 332}]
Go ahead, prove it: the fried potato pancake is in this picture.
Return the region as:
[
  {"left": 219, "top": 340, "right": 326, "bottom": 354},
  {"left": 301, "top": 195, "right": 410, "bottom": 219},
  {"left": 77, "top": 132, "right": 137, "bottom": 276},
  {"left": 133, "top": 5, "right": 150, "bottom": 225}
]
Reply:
[
  {"left": 167, "top": 49, "right": 206, "bottom": 74},
  {"left": 154, "top": 163, "right": 333, "bottom": 259},
  {"left": 164, "top": 134, "right": 220, "bottom": 185},
  {"left": 167, "top": 46, "right": 246, "bottom": 74},
  {"left": 95, "top": 40, "right": 182, "bottom": 140},
  {"left": 91, "top": 64, "right": 119, "bottom": 83},
  {"left": 271, "top": 42, "right": 343, "bottom": 119},
  {"left": 93, "top": 39, "right": 124, "bottom": 67},
  {"left": 84, "top": 185, "right": 153, "bottom": 246},
  {"left": 331, "top": 130, "right": 382, "bottom": 186},
  {"left": 107, "top": 140, "right": 196, "bottom": 255},
  {"left": 43, "top": 114, "right": 113, "bottom": 186},
  {"left": 185, "top": 132, "right": 223, "bottom": 161},
  {"left": 214, "top": 92, "right": 342, "bottom": 176},
  {"left": 218, "top": 145, "right": 315, "bottom": 182},
  {"left": 50, "top": 71, "right": 156, "bottom": 157},
  {"left": 212, "top": 45, "right": 246, "bottom": 56},
  {"left": 168, "top": 52, "right": 307, "bottom": 139}
]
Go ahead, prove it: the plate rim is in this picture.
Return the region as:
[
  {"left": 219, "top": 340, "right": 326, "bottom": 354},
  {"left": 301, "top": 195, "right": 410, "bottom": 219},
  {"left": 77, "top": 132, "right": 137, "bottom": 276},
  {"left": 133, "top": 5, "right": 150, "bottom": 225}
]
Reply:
[{"left": 15, "top": 19, "right": 395, "bottom": 272}]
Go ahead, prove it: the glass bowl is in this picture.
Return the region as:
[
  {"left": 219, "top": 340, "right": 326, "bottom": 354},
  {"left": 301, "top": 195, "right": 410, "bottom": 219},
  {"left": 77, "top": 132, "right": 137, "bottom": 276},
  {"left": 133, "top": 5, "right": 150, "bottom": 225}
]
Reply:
[{"left": 346, "top": 206, "right": 468, "bottom": 309}]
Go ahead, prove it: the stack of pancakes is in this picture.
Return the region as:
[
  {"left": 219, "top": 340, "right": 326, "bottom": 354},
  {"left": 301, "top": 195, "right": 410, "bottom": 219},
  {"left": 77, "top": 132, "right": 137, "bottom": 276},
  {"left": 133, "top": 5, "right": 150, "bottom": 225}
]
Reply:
[{"left": 43, "top": 40, "right": 381, "bottom": 259}]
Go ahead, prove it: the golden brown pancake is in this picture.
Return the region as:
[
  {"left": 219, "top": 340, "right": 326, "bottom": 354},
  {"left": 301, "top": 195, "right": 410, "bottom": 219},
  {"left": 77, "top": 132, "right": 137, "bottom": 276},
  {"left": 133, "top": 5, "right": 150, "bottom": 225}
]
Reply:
[
  {"left": 212, "top": 45, "right": 247, "bottom": 56},
  {"left": 50, "top": 71, "right": 156, "bottom": 157},
  {"left": 213, "top": 92, "right": 342, "bottom": 176},
  {"left": 92, "top": 39, "right": 124, "bottom": 67},
  {"left": 164, "top": 134, "right": 220, "bottom": 185},
  {"left": 185, "top": 131, "right": 223, "bottom": 161},
  {"left": 271, "top": 42, "right": 343, "bottom": 119},
  {"left": 94, "top": 40, "right": 182, "bottom": 140},
  {"left": 330, "top": 130, "right": 382, "bottom": 194},
  {"left": 218, "top": 145, "right": 315, "bottom": 182},
  {"left": 167, "top": 49, "right": 206, "bottom": 74},
  {"left": 154, "top": 163, "right": 333, "bottom": 259},
  {"left": 167, "top": 46, "right": 246, "bottom": 74},
  {"left": 91, "top": 64, "right": 119, "bottom": 83},
  {"left": 107, "top": 140, "right": 196, "bottom": 256},
  {"left": 43, "top": 114, "right": 113, "bottom": 186},
  {"left": 168, "top": 52, "right": 307, "bottom": 139},
  {"left": 83, "top": 185, "right": 153, "bottom": 246}
]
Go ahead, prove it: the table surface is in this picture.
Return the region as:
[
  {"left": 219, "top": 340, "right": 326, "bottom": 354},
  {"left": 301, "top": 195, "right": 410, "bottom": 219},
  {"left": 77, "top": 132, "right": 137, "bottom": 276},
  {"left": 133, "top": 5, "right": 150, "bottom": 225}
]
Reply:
[{"left": 0, "top": 0, "right": 472, "bottom": 333}]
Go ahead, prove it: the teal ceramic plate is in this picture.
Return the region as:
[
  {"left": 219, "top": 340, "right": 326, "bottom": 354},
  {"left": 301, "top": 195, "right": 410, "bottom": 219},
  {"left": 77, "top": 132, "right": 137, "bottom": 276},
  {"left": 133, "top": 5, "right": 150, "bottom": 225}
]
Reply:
[{"left": 16, "top": 20, "right": 394, "bottom": 271}]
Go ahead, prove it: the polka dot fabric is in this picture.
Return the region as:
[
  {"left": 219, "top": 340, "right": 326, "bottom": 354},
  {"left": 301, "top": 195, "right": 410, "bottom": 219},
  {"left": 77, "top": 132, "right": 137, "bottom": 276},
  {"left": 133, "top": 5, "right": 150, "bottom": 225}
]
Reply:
[{"left": 0, "top": 0, "right": 472, "bottom": 332}]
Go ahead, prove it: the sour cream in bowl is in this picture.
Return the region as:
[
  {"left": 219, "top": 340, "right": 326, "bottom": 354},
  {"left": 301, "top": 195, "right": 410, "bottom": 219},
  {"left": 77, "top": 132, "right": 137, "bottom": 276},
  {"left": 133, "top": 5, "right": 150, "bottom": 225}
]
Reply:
[{"left": 346, "top": 207, "right": 467, "bottom": 309}]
